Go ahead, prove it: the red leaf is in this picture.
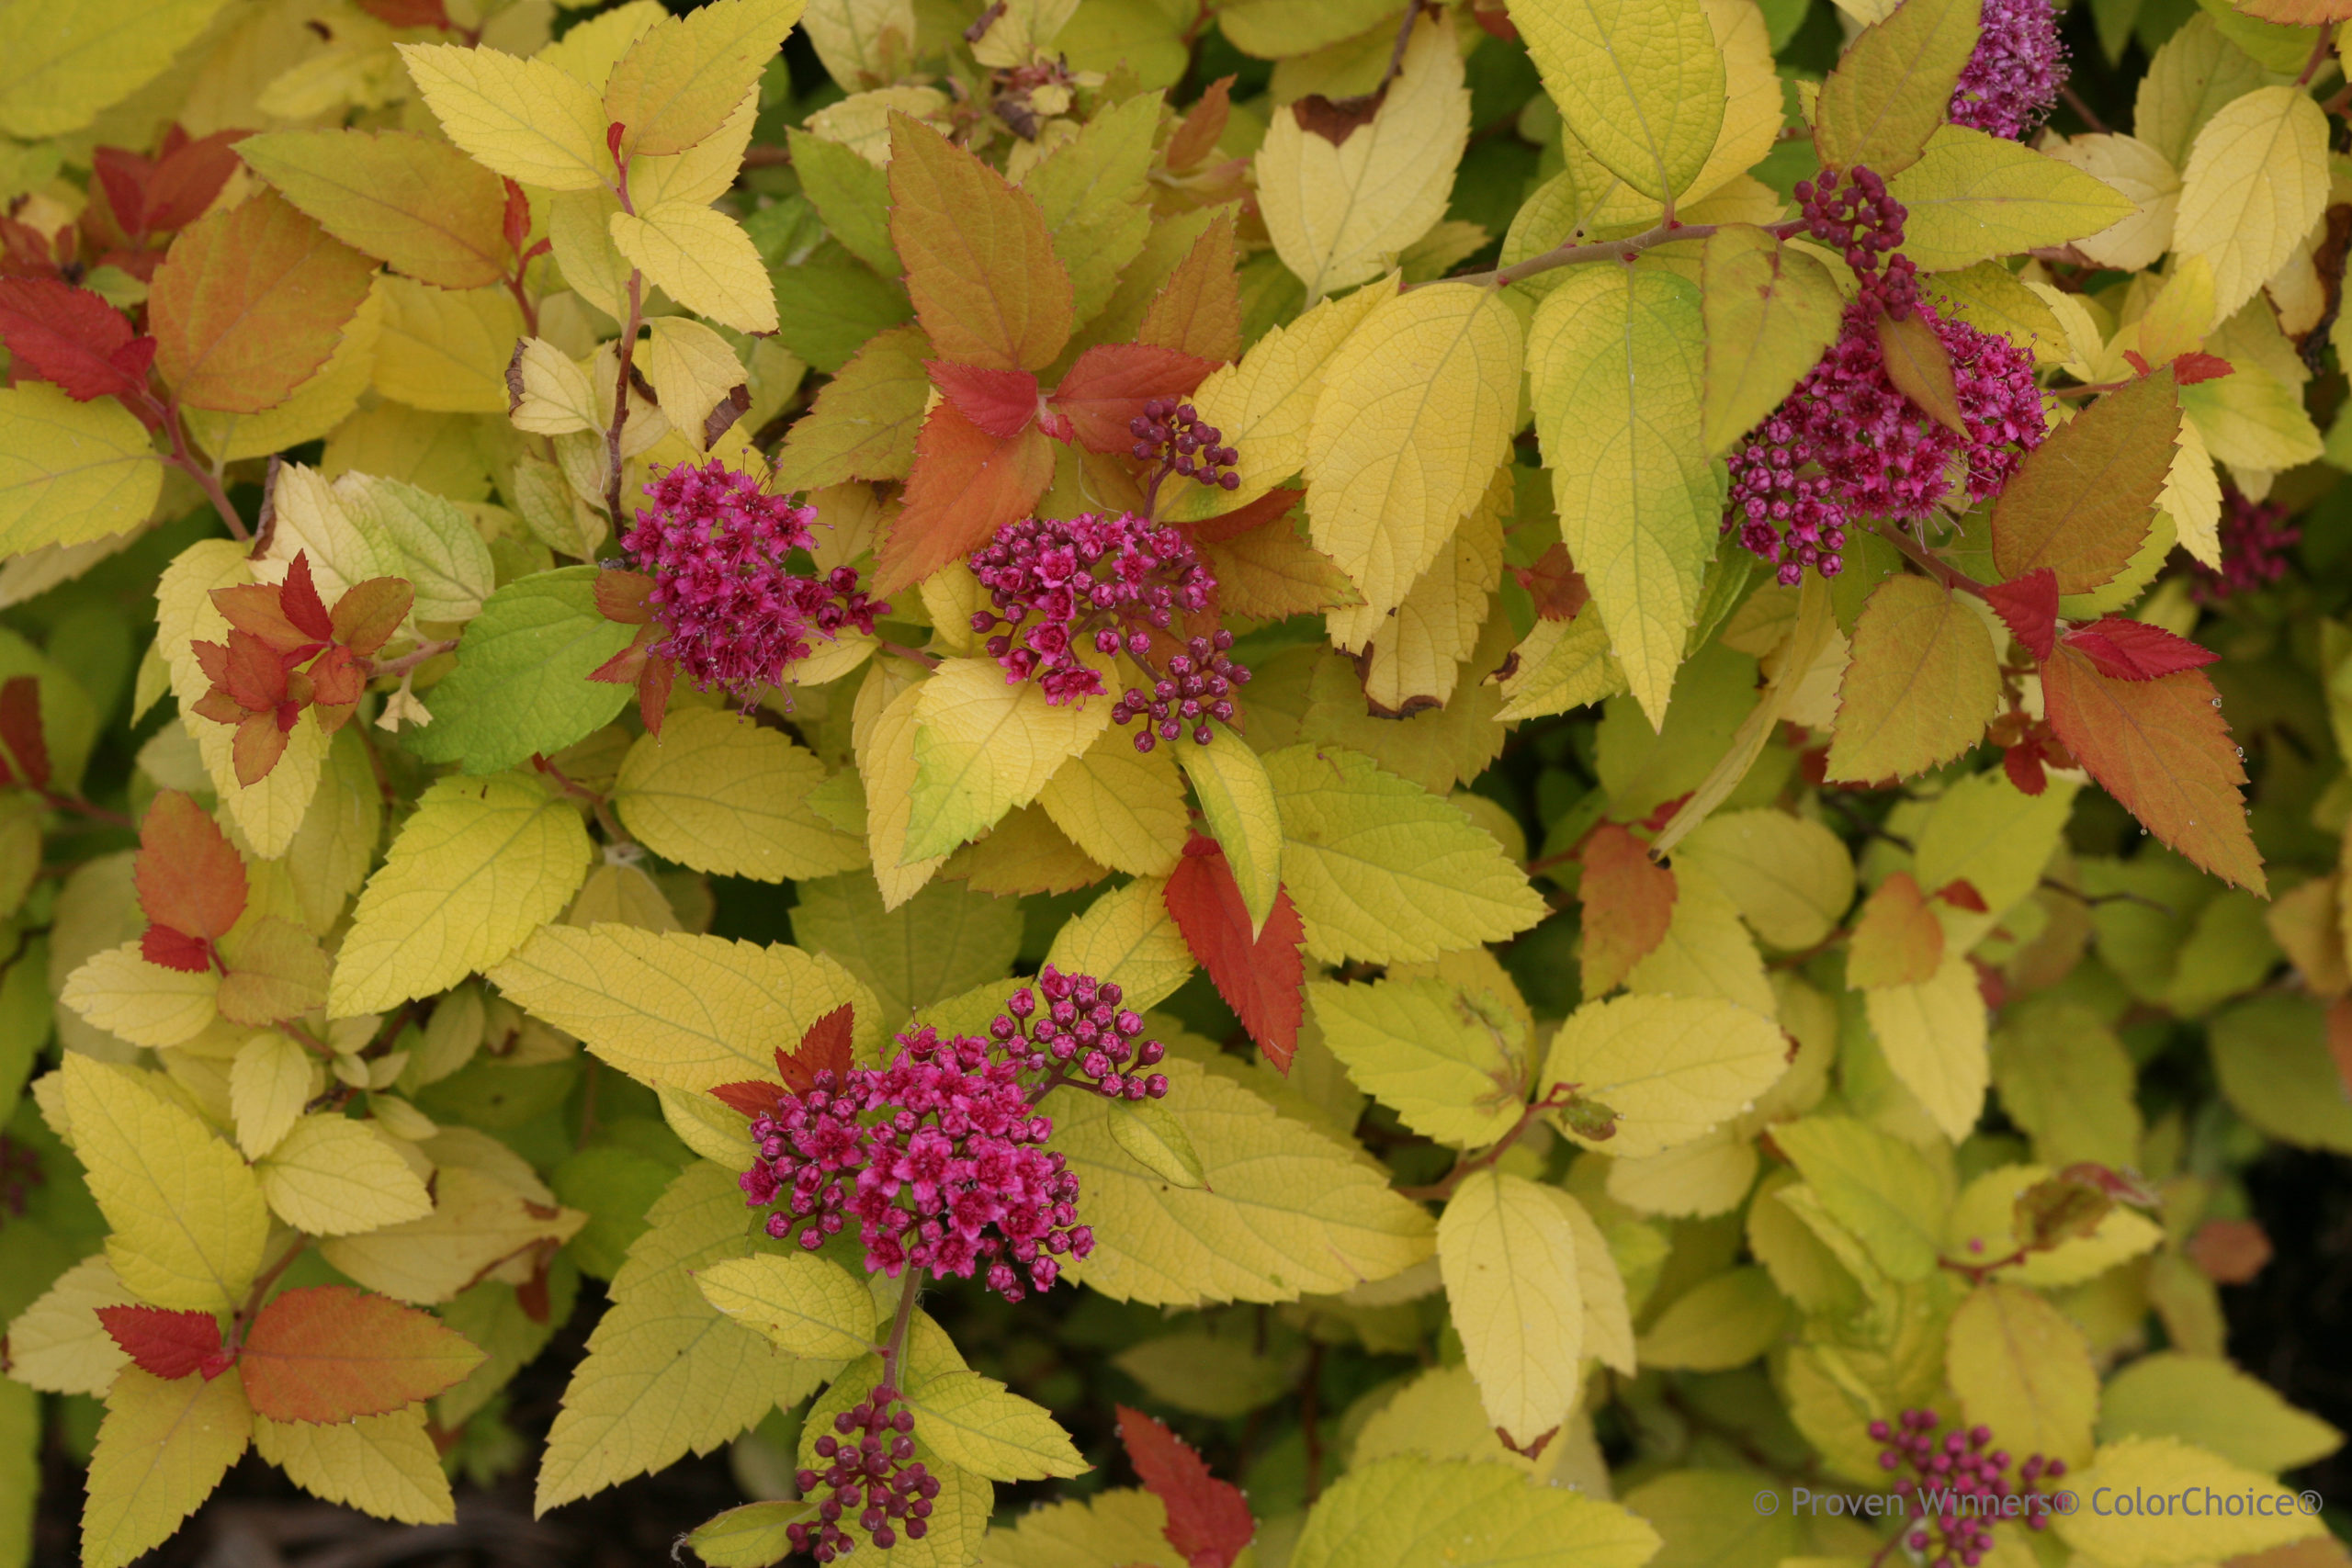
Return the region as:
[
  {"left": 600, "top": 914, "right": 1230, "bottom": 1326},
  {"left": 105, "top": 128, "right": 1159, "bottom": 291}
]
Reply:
[
  {"left": 136, "top": 789, "right": 248, "bottom": 944},
  {"left": 358, "top": 0, "right": 453, "bottom": 28},
  {"left": 91, "top": 147, "right": 151, "bottom": 241},
  {"left": 141, "top": 927, "right": 214, "bottom": 973},
  {"left": 2172, "top": 351, "right": 2233, "bottom": 385},
  {"left": 501, "top": 176, "right": 532, "bottom": 258},
  {"left": 1048, "top": 342, "right": 1222, "bottom": 453},
  {"left": 927, "top": 359, "right": 1040, "bottom": 439},
  {"left": 637, "top": 647, "right": 675, "bottom": 733},
  {"left": 306, "top": 644, "right": 365, "bottom": 708},
  {"left": 777, "top": 1004, "right": 856, "bottom": 1093},
  {"left": 1117, "top": 1406, "right": 1255, "bottom": 1568},
  {"left": 141, "top": 130, "right": 249, "bottom": 235},
  {"left": 1187, "top": 486, "right": 1302, "bottom": 546},
  {"left": 2061, "top": 617, "right": 2219, "bottom": 681},
  {"left": 96, "top": 1305, "right": 223, "bottom": 1381},
  {"left": 0, "top": 675, "right": 48, "bottom": 790},
  {"left": 1932, "top": 877, "right": 1988, "bottom": 912},
  {"left": 594, "top": 568, "right": 656, "bottom": 625},
  {"left": 329, "top": 577, "right": 414, "bottom": 656},
  {"left": 1512, "top": 542, "right": 1590, "bottom": 622},
  {"left": 279, "top": 553, "right": 334, "bottom": 643},
  {"left": 1980, "top": 569, "right": 2058, "bottom": 660},
  {"left": 1578, "top": 822, "right": 1675, "bottom": 996},
  {"left": 2003, "top": 738, "right": 2047, "bottom": 795},
  {"left": 1163, "top": 838, "right": 1305, "bottom": 1072},
  {"left": 2041, "top": 646, "right": 2265, "bottom": 893},
  {"left": 210, "top": 583, "right": 320, "bottom": 659},
  {"left": 241, "top": 1285, "right": 487, "bottom": 1424},
  {"left": 709, "top": 1079, "right": 786, "bottom": 1117},
  {"left": 1135, "top": 210, "right": 1243, "bottom": 367},
  {"left": 0, "top": 277, "right": 145, "bottom": 401},
  {"left": 875, "top": 402, "right": 1056, "bottom": 596},
  {"left": 1848, "top": 871, "right": 1945, "bottom": 987}
]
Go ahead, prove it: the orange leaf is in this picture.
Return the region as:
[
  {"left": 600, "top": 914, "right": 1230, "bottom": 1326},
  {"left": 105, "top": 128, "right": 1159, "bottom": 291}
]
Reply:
[
  {"left": 1875, "top": 308, "right": 1967, "bottom": 436},
  {"left": 1847, "top": 870, "right": 1944, "bottom": 987},
  {"left": 136, "top": 789, "right": 248, "bottom": 954},
  {"left": 1511, "top": 542, "right": 1590, "bottom": 622},
  {"left": 1991, "top": 367, "right": 2177, "bottom": 595},
  {"left": 1136, "top": 209, "right": 1243, "bottom": 366},
  {"left": 875, "top": 401, "right": 1055, "bottom": 595},
  {"left": 328, "top": 577, "right": 413, "bottom": 656},
  {"left": 1163, "top": 836, "right": 1305, "bottom": 1072},
  {"left": 1578, "top": 822, "right": 1676, "bottom": 996},
  {"left": 2041, "top": 645, "right": 2264, "bottom": 893},
  {"left": 886, "top": 113, "right": 1071, "bottom": 372},
  {"left": 240, "top": 1285, "right": 486, "bottom": 1423},
  {"left": 2185, "top": 1216, "right": 2272, "bottom": 1283},
  {"left": 1049, "top": 342, "right": 1221, "bottom": 453},
  {"left": 928, "top": 359, "right": 1040, "bottom": 438},
  {"left": 148, "top": 188, "right": 378, "bottom": 413},
  {"left": 1164, "top": 78, "right": 1235, "bottom": 173}
]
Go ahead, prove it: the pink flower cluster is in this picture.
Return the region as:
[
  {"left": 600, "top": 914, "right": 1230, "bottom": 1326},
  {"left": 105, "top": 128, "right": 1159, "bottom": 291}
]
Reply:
[
  {"left": 1130, "top": 398, "right": 1240, "bottom": 492},
  {"left": 737, "top": 968, "right": 1167, "bottom": 1303},
  {"left": 789, "top": 1385, "right": 939, "bottom": 1561},
  {"left": 2195, "top": 487, "right": 2301, "bottom": 602},
  {"left": 1799, "top": 164, "right": 1919, "bottom": 319},
  {"left": 968, "top": 513, "right": 1248, "bottom": 748},
  {"left": 1950, "top": 0, "right": 2067, "bottom": 141},
  {"left": 1872, "top": 1409, "right": 2066, "bottom": 1566},
  {"left": 623, "top": 460, "right": 887, "bottom": 698},
  {"left": 1111, "top": 631, "right": 1248, "bottom": 751}
]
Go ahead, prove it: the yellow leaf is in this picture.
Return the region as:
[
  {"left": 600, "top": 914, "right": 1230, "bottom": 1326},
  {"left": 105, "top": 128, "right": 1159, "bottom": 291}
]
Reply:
[
  {"left": 603, "top": 0, "right": 804, "bottom": 158},
  {"left": 1863, "top": 953, "right": 1988, "bottom": 1141},
  {"left": 1265, "top": 743, "right": 1545, "bottom": 964},
  {"left": 1305, "top": 281, "right": 1522, "bottom": 620},
  {"left": 229, "top": 1032, "right": 314, "bottom": 1160},
  {"left": 1173, "top": 722, "right": 1284, "bottom": 935},
  {"left": 611, "top": 200, "right": 779, "bottom": 334},
  {"left": 1438, "top": 1168, "right": 1584, "bottom": 1448},
  {"left": 1946, "top": 1281, "right": 2098, "bottom": 1469},
  {"left": 1050, "top": 1056, "right": 1435, "bottom": 1306},
  {"left": 641, "top": 316, "right": 750, "bottom": 448},
  {"left": 903, "top": 1369, "right": 1089, "bottom": 1483},
  {"left": 1529, "top": 264, "right": 1715, "bottom": 726},
  {"left": 373, "top": 276, "right": 526, "bottom": 414},
  {"left": 1886, "top": 124, "right": 2137, "bottom": 273},
  {"left": 634, "top": 87, "right": 761, "bottom": 211},
  {"left": 254, "top": 1405, "right": 455, "bottom": 1525},
  {"left": 399, "top": 41, "right": 614, "bottom": 191},
  {"left": 0, "top": 384, "right": 163, "bottom": 558},
  {"left": 694, "top": 1254, "right": 879, "bottom": 1359},
  {"left": 1329, "top": 479, "right": 1504, "bottom": 713},
  {"left": 62, "top": 942, "right": 220, "bottom": 1049},
  {"left": 2055, "top": 1438, "right": 2322, "bottom": 1564},
  {"left": 320, "top": 1166, "right": 585, "bottom": 1305},
  {"left": 906, "top": 657, "right": 1113, "bottom": 862},
  {"left": 1498, "top": 608, "right": 1629, "bottom": 720},
  {"left": 256, "top": 1113, "right": 435, "bottom": 1235},
  {"left": 0, "top": 0, "right": 232, "bottom": 139},
  {"left": 6, "top": 1255, "right": 134, "bottom": 1395},
  {"left": 2176, "top": 85, "right": 2331, "bottom": 322},
  {"left": 855, "top": 668, "right": 949, "bottom": 910},
  {"left": 62, "top": 1055, "right": 269, "bottom": 1313},
  {"left": 1553, "top": 1186, "right": 1637, "bottom": 1373},
  {"left": 2098, "top": 1352, "right": 2345, "bottom": 1474},
  {"left": 1689, "top": 0, "right": 1781, "bottom": 204},
  {"left": 2047, "top": 132, "right": 2182, "bottom": 272},
  {"left": 1700, "top": 227, "right": 1843, "bottom": 454},
  {"left": 1041, "top": 876, "right": 1194, "bottom": 1012},
  {"left": 1256, "top": 16, "right": 1469, "bottom": 299},
  {"left": 1815, "top": 0, "right": 1979, "bottom": 178},
  {"left": 331, "top": 773, "right": 592, "bottom": 1017},
  {"left": 1180, "top": 276, "right": 1396, "bottom": 521},
  {"left": 1037, "top": 727, "right": 1187, "bottom": 878},
  {"left": 506, "top": 338, "right": 599, "bottom": 435},
  {"left": 1539, "top": 994, "right": 1787, "bottom": 1158},
  {"left": 1308, "top": 976, "right": 1529, "bottom": 1148},
  {"left": 1826, "top": 575, "right": 2000, "bottom": 782},
  {"left": 83, "top": 1367, "right": 252, "bottom": 1568},
  {"left": 1517, "top": 0, "right": 1725, "bottom": 199},
  {"left": 614, "top": 708, "right": 864, "bottom": 882},
  {"left": 2135, "top": 15, "right": 2270, "bottom": 169},
  {"left": 1674, "top": 808, "right": 1856, "bottom": 951},
  {"left": 1290, "top": 1454, "right": 1660, "bottom": 1568},
  {"left": 488, "top": 924, "right": 877, "bottom": 1090},
  {"left": 1928, "top": 259, "right": 2070, "bottom": 365},
  {"left": 1634, "top": 1264, "right": 1787, "bottom": 1369}
]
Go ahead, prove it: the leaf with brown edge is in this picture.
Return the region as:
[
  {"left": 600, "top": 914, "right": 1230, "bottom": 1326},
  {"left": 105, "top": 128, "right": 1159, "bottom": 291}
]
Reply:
[
  {"left": 1826, "top": 575, "right": 2000, "bottom": 783},
  {"left": 1165, "top": 78, "right": 1235, "bottom": 173},
  {"left": 2061, "top": 618, "right": 2219, "bottom": 681},
  {"left": 0, "top": 674, "right": 48, "bottom": 790},
  {"left": 1116, "top": 1404, "right": 1255, "bottom": 1568},
  {"left": 1163, "top": 835, "right": 1305, "bottom": 1072},
  {"left": 1876, "top": 307, "right": 1967, "bottom": 436},
  {"left": 927, "top": 360, "right": 1039, "bottom": 438},
  {"left": 1512, "top": 542, "right": 1590, "bottom": 622},
  {"left": 1049, "top": 342, "right": 1221, "bottom": 454},
  {"left": 1991, "top": 367, "right": 2177, "bottom": 594},
  {"left": 2041, "top": 645, "right": 2265, "bottom": 893},
  {"left": 136, "top": 789, "right": 248, "bottom": 973},
  {"left": 875, "top": 401, "right": 1056, "bottom": 595},
  {"left": 96, "top": 1305, "right": 227, "bottom": 1382},
  {"left": 148, "top": 188, "right": 378, "bottom": 414},
  {"left": 1848, "top": 870, "right": 1945, "bottom": 987},
  {"left": 886, "top": 113, "right": 1072, "bottom": 373},
  {"left": 1981, "top": 567, "right": 2057, "bottom": 660},
  {"left": 1578, "top": 821, "right": 1676, "bottom": 998},
  {"left": 1136, "top": 209, "right": 1243, "bottom": 367},
  {"left": 239, "top": 1285, "right": 485, "bottom": 1424}
]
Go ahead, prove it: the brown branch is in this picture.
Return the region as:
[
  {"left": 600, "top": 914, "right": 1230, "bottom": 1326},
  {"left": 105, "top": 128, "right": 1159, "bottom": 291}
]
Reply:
[
  {"left": 2058, "top": 84, "right": 2111, "bottom": 134},
  {"left": 1396, "top": 1083, "right": 1575, "bottom": 1201},
  {"left": 1436, "top": 217, "right": 1807, "bottom": 291},
  {"left": 2298, "top": 24, "right": 2335, "bottom": 87},
  {"left": 364, "top": 638, "right": 458, "bottom": 681},
  {"left": 1868, "top": 522, "right": 1989, "bottom": 600}
]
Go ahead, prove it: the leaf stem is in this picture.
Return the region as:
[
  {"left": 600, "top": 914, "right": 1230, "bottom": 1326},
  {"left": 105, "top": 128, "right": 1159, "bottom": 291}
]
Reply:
[
  {"left": 158, "top": 394, "right": 249, "bottom": 541},
  {"left": 879, "top": 1267, "right": 925, "bottom": 1388},
  {"left": 1867, "top": 522, "right": 1988, "bottom": 600},
  {"left": 1435, "top": 217, "right": 1808, "bottom": 291},
  {"left": 1395, "top": 1082, "right": 1575, "bottom": 1201},
  {"left": 364, "top": 638, "right": 458, "bottom": 681},
  {"left": 227, "top": 1236, "right": 309, "bottom": 1351},
  {"left": 2297, "top": 24, "right": 2335, "bottom": 87}
]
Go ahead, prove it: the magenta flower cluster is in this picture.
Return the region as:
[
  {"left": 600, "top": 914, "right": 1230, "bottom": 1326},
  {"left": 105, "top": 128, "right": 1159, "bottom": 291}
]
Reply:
[
  {"left": 2196, "top": 488, "right": 2301, "bottom": 603},
  {"left": 1950, "top": 0, "right": 2068, "bottom": 141},
  {"left": 1800, "top": 164, "right": 1919, "bottom": 319},
  {"left": 623, "top": 460, "right": 888, "bottom": 698},
  {"left": 968, "top": 513, "right": 1249, "bottom": 748},
  {"left": 789, "top": 1385, "right": 939, "bottom": 1561},
  {"left": 1871, "top": 1408, "right": 2065, "bottom": 1568},
  {"left": 737, "top": 967, "right": 1167, "bottom": 1303},
  {"left": 1131, "top": 398, "right": 1241, "bottom": 492}
]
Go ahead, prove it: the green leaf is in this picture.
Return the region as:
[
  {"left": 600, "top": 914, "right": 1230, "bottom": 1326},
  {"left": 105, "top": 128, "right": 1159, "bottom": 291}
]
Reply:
[
  {"left": 1814, "top": 0, "right": 1982, "bottom": 178},
  {"left": 693, "top": 1254, "right": 879, "bottom": 1359},
  {"left": 1174, "top": 722, "right": 1283, "bottom": 935},
  {"left": 0, "top": 384, "right": 162, "bottom": 557},
  {"left": 769, "top": 244, "right": 915, "bottom": 374},
  {"left": 1291, "top": 1454, "right": 1662, "bottom": 1568},
  {"left": 1538, "top": 993, "right": 1787, "bottom": 1158},
  {"left": 403, "top": 568, "right": 639, "bottom": 775},
  {"left": 1699, "top": 227, "right": 1844, "bottom": 454},
  {"left": 786, "top": 127, "right": 899, "bottom": 277},
  {"left": 1672, "top": 809, "right": 1856, "bottom": 951},
  {"left": 1771, "top": 1115, "right": 1951, "bottom": 1280},
  {"left": 1634, "top": 1265, "right": 1788, "bottom": 1370},
  {"left": 2098, "top": 1351, "right": 2344, "bottom": 1474},
  {"left": 2209, "top": 993, "right": 2352, "bottom": 1155},
  {"left": 1515, "top": 0, "right": 1726, "bottom": 200},
  {"left": 1529, "top": 263, "right": 1716, "bottom": 725},
  {"left": 1307, "top": 976, "right": 1529, "bottom": 1148},
  {"left": 1018, "top": 92, "right": 1159, "bottom": 328},
  {"left": 0, "top": 0, "right": 232, "bottom": 139},
  {"left": 1106, "top": 1098, "right": 1209, "bottom": 1190},
  {"left": 1825, "top": 576, "right": 2000, "bottom": 784},
  {"left": 336, "top": 472, "right": 498, "bottom": 623},
  {"left": 790, "top": 871, "right": 1022, "bottom": 1024},
  {"left": 1886, "top": 126, "right": 2139, "bottom": 272},
  {"left": 1263, "top": 743, "right": 1545, "bottom": 964},
  {"left": 772, "top": 321, "right": 931, "bottom": 490}
]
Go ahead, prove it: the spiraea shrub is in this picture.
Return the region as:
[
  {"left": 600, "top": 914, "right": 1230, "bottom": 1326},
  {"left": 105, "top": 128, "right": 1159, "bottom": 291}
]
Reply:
[{"left": 2, "top": 0, "right": 2351, "bottom": 1564}]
